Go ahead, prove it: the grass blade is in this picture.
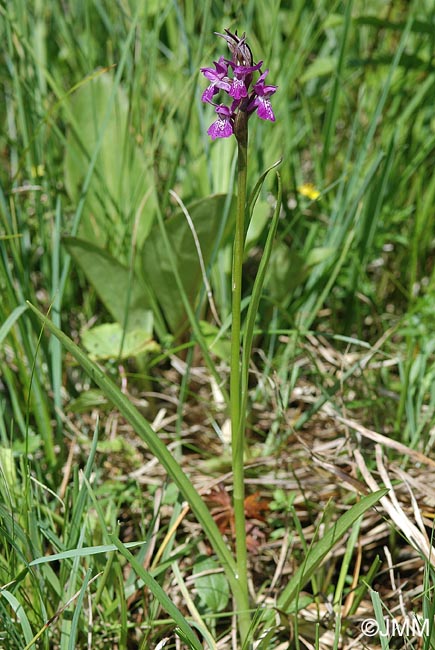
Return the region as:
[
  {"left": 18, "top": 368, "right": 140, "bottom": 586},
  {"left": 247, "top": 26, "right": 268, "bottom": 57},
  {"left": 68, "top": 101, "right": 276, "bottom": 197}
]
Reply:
[
  {"left": 110, "top": 535, "right": 203, "bottom": 650},
  {"left": 277, "top": 489, "right": 387, "bottom": 612},
  {"left": 0, "top": 590, "right": 33, "bottom": 645},
  {"left": 0, "top": 304, "right": 28, "bottom": 345}
]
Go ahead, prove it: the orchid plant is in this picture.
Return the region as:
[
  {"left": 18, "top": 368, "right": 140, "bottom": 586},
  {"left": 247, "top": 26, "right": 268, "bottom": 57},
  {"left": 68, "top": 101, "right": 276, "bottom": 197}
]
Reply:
[{"left": 201, "top": 30, "right": 279, "bottom": 644}]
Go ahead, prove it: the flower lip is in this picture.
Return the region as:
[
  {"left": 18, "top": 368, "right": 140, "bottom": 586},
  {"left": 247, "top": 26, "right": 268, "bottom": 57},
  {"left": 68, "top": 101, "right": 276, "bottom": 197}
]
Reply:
[
  {"left": 225, "top": 60, "right": 264, "bottom": 100},
  {"left": 207, "top": 103, "right": 235, "bottom": 140}
]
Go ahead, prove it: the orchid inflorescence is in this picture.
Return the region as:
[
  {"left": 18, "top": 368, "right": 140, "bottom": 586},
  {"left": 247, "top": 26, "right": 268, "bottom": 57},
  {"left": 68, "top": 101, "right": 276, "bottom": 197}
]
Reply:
[{"left": 201, "top": 30, "right": 277, "bottom": 140}]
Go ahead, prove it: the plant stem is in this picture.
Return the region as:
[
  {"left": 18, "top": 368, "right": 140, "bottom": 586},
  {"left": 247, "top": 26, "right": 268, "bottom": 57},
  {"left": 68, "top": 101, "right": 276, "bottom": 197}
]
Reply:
[{"left": 231, "top": 110, "right": 250, "bottom": 643}]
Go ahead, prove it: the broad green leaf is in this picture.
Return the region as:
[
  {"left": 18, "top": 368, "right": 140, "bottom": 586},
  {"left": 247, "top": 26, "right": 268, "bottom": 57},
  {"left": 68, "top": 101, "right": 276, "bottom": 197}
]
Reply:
[
  {"left": 68, "top": 389, "right": 110, "bottom": 414},
  {"left": 265, "top": 245, "right": 335, "bottom": 302},
  {"left": 81, "top": 322, "right": 158, "bottom": 360},
  {"left": 199, "top": 320, "right": 231, "bottom": 360},
  {"left": 265, "top": 244, "right": 308, "bottom": 300},
  {"left": 306, "top": 247, "right": 335, "bottom": 266},
  {"left": 277, "top": 489, "right": 388, "bottom": 613},
  {"left": 245, "top": 199, "right": 271, "bottom": 250},
  {"left": 63, "top": 236, "right": 151, "bottom": 331},
  {"left": 193, "top": 557, "right": 229, "bottom": 613},
  {"left": 64, "top": 72, "right": 156, "bottom": 250},
  {"left": 141, "top": 194, "right": 235, "bottom": 335},
  {"left": 301, "top": 57, "right": 336, "bottom": 83}
]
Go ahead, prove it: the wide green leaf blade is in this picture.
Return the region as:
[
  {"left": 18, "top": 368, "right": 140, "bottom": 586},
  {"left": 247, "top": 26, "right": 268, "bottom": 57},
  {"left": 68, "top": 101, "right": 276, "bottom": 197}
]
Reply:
[
  {"left": 81, "top": 322, "right": 158, "bottom": 360},
  {"left": 193, "top": 557, "right": 230, "bottom": 613},
  {"left": 64, "top": 71, "right": 156, "bottom": 248},
  {"left": 141, "top": 194, "right": 235, "bottom": 335},
  {"left": 63, "top": 236, "right": 153, "bottom": 332},
  {"left": 0, "top": 591, "right": 34, "bottom": 645},
  {"left": 0, "top": 304, "right": 28, "bottom": 345}
]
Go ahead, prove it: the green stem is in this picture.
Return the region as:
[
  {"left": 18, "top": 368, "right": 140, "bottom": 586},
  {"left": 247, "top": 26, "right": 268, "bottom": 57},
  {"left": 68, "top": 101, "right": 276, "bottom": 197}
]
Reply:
[{"left": 231, "top": 110, "right": 250, "bottom": 643}]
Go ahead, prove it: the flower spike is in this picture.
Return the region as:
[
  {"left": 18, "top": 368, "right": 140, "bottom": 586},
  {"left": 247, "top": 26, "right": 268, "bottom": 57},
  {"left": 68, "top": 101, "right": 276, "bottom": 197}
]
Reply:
[{"left": 201, "top": 30, "right": 277, "bottom": 140}]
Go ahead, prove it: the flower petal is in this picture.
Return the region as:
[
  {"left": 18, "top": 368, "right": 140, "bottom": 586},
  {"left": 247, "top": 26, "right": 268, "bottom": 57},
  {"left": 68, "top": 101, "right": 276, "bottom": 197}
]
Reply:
[
  {"left": 202, "top": 85, "right": 217, "bottom": 103},
  {"left": 229, "top": 78, "right": 248, "bottom": 99}
]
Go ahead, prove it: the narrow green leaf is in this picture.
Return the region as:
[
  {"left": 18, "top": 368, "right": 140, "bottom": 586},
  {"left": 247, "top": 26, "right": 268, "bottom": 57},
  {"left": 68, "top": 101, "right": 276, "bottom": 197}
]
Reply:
[
  {"left": 29, "top": 541, "right": 147, "bottom": 566},
  {"left": 0, "top": 591, "right": 33, "bottom": 645},
  {"left": 370, "top": 589, "right": 389, "bottom": 650},
  {"left": 68, "top": 569, "right": 93, "bottom": 650},
  {"left": 355, "top": 15, "right": 433, "bottom": 35},
  {"left": 240, "top": 174, "right": 282, "bottom": 434},
  {"left": 277, "top": 489, "right": 388, "bottom": 612},
  {"left": 246, "top": 158, "right": 282, "bottom": 227},
  {"left": 0, "top": 304, "right": 28, "bottom": 345},
  {"left": 321, "top": 0, "right": 354, "bottom": 172},
  {"left": 110, "top": 535, "right": 203, "bottom": 650}
]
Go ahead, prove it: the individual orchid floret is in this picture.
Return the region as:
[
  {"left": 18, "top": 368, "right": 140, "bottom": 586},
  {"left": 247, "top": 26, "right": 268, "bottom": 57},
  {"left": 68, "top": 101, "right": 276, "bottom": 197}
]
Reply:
[
  {"left": 228, "top": 61, "right": 263, "bottom": 100},
  {"left": 200, "top": 56, "right": 232, "bottom": 103},
  {"left": 248, "top": 70, "right": 277, "bottom": 121},
  {"left": 207, "top": 104, "right": 235, "bottom": 140}
]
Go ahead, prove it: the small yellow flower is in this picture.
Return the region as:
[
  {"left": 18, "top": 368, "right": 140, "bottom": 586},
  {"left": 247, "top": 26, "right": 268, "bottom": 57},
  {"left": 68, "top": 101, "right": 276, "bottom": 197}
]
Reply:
[
  {"left": 297, "top": 183, "right": 320, "bottom": 201},
  {"left": 31, "top": 164, "right": 45, "bottom": 178}
]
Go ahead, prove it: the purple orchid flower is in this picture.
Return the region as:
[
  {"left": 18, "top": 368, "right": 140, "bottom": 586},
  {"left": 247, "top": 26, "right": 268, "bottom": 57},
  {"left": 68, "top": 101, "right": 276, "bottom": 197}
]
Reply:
[
  {"left": 201, "top": 30, "right": 277, "bottom": 140},
  {"left": 207, "top": 104, "right": 235, "bottom": 140},
  {"left": 200, "top": 56, "right": 232, "bottom": 103},
  {"left": 248, "top": 70, "right": 277, "bottom": 121},
  {"left": 228, "top": 61, "right": 263, "bottom": 100}
]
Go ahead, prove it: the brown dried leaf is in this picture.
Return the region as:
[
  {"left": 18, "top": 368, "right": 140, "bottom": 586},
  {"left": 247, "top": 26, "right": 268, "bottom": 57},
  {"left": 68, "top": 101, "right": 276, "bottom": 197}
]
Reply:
[{"left": 244, "top": 492, "right": 269, "bottom": 521}]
